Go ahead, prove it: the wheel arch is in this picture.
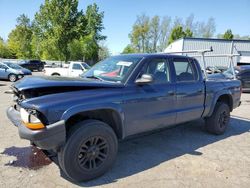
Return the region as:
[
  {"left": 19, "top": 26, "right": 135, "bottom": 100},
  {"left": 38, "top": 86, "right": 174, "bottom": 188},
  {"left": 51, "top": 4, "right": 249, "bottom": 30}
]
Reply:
[
  {"left": 63, "top": 107, "right": 124, "bottom": 140},
  {"left": 216, "top": 94, "right": 233, "bottom": 111},
  {"left": 208, "top": 92, "right": 233, "bottom": 117},
  {"left": 51, "top": 73, "right": 60, "bottom": 76}
]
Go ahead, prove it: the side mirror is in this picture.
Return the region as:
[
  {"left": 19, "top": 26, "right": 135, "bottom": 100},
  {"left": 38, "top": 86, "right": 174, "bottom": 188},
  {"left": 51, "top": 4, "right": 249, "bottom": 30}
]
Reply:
[{"left": 135, "top": 74, "right": 153, "bottom": 85}]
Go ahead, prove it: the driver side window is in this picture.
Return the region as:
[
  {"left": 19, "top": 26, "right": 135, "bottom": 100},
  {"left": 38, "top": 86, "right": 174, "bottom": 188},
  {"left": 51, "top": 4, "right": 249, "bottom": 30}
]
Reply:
[{"left": 139, "top": 58, "right": 170, "bottom": 84}]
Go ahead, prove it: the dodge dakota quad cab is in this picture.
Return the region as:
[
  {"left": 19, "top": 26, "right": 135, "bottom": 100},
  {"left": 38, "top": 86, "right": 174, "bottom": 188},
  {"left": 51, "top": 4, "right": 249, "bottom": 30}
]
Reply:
[
  {"left": 6, "top": 53, "right": 241, "bottom": 182},
  {"left": 44, "top": 61, "right": 90, "bottom": 77}
]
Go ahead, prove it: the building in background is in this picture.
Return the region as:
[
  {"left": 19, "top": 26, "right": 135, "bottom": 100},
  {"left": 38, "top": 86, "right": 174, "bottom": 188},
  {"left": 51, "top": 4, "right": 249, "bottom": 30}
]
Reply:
[{"left": 164, "top": 37, "right": 250, "bottom": 68}]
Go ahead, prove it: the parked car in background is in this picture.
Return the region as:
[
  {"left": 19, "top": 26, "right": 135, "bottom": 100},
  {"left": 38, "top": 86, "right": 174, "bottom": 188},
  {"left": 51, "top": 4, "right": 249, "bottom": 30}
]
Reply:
[
  {"left": 236, "top": 66, "right": 250, "bottom": 91},
  {"left": 208, "top": 65, "right": 250, "bottom": 91},
  {"left": 0, "top": 62, "right": 32, "bottom": 82},
  {"left": 44, "top": 61, "right": 90, "bottom": 77},
  {"left": 18, "top": 60, "right": 45, "bottom": 71}
]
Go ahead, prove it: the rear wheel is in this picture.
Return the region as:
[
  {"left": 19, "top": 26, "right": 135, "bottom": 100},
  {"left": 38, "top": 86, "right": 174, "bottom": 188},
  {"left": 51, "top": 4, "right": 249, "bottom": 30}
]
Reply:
[
  {"left": 205, "top": 102, "right": 230, "bottom": 135},
  {"left": 58, "top": 120, "right": 118, "bottom": 182},
  {"left": 8, "top": 74, "right": 17, "bottom": 82}
]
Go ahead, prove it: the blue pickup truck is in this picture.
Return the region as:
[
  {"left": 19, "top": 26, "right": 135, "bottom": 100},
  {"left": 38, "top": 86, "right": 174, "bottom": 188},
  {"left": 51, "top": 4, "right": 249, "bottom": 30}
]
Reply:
[{"left": 6, "top": 54, "right": 241, "bottom": 181}]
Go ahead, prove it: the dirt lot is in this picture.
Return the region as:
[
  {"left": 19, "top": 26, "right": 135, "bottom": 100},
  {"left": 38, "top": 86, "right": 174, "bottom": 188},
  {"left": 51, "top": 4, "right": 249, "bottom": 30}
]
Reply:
[{"left": 0, "top": 73, "right": 250, "bottom": 188}]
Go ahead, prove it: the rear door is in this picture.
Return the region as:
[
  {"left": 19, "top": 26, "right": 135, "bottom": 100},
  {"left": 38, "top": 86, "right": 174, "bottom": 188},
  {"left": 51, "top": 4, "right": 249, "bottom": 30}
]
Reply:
[{"left": 171, "top": 57, "right": 205, "bottom": 124}]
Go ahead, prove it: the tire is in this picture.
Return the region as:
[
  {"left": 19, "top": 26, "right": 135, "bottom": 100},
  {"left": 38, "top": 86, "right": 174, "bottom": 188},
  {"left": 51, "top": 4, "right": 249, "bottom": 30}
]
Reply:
[
  {"left": 8, "top": 74, "right": 17, "bottom": 82},
  {"left": 58, "top": 120, "right": 118, "bottom": 182},
  {"left": 205, "top": 102, "right": 230, "bottom": 135},
  {"left": 38, "top": 66, "right": 43, "bottom": 72}
]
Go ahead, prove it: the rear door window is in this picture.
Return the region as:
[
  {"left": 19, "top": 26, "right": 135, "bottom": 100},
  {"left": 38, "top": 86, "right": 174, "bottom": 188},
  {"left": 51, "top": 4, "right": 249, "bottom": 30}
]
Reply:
[{"left": 172, "top": 58, "right": 198, "bottom": 82}]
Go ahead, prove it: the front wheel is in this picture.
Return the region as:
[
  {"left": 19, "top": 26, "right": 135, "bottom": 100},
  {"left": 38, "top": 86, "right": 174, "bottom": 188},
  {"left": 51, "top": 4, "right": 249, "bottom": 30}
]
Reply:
[
  {"left": 8, "top": 74, "right": 17, "bottom": 82},
  {"left": 38, "top": 66, "right": 43, "bottom": 72},
  {"left": 205, "top": 102, "right": 230, "bottom": 135},
  {"left": 58, "top": 120, "right": 118, "bottom": 182}
]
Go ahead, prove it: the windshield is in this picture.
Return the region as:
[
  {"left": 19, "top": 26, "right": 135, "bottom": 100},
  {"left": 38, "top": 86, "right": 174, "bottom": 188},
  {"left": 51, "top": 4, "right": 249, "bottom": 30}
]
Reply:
[
  {"left": 83, "top": 56, "right": 143, "bottom": 83},
  {"left": 4, "top": 62, "right": 23, "bottom": 69}
]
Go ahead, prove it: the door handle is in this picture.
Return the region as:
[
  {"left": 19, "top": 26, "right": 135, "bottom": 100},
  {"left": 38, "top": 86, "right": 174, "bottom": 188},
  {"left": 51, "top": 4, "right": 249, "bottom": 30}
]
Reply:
[{"left": 198, "top": 89, "right": 203, "bottom": 93}]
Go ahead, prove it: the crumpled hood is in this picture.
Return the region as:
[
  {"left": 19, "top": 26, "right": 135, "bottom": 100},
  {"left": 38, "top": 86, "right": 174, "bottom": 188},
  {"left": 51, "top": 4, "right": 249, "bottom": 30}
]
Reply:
[
  {"left": 13, "top": 76, "right": 123, "bottom": 91},
  {"left": 19, "top": 82, "right": 125, "bottom": 123}
]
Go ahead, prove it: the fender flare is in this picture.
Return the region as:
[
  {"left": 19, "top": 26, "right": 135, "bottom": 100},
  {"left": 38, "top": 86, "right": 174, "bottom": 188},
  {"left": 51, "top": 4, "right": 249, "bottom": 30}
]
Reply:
[
  {"left": 61, "top": 103, "right": 125, "bottom": 138},
  {"left": 207, "top": 90, "right": 233, "bottom": 117}
]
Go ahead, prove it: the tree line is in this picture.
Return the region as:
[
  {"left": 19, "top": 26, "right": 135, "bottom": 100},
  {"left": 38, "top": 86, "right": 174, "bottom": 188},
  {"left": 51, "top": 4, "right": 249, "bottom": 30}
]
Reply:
[
  {"left": 1, "top": 4, "right": 250, "bottom": 60},
  {"left": 123, "top": 14, "right": 250, "bottom": 53},
  {"left": 0, "top": 0, "right": 109, "bottom": 64}
]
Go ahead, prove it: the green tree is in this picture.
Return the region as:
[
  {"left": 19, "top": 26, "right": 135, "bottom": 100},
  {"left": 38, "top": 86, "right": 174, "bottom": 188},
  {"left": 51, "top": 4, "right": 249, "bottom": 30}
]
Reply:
[
  {"left": 68, "top": 39, "right": 84, "bottom": 61},
  {"left": 168, "top": 26, "right": 186, "bottom": 44},
  {"left": 122, "top": 44, "right": 137, "bottom": 54},
  {"left": 0, "top": 37, "right": 12, "bottom": 58},
  {"left": 7, "top": 14, "right": 33, "bottom": 58},
  {"left": 33, "top": 0, "right": 86, "bottom": 61},
  {"left": 81, "top": 34, "right": 99, "bottom": 64},
  {"left": 84, "top": 3, "right": 106, "bottom": 62},
  {"left": 129, "top": 14, "right": 150, "bottom": 53},
  {"left": 185, "top": 28, "right": 193, "bottom": 37},
  {"left": 85, "top": 3, "right": 106, "bottom": 41},
  {"left": 223, "top": 29, "right": 234, "bottom": 40}
]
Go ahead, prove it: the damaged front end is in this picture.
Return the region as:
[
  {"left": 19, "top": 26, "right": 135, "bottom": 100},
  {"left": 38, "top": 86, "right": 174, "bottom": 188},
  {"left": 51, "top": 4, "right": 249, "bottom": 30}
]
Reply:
[{"left": 6, "top": 85, "right": 67, "bottom": 151}]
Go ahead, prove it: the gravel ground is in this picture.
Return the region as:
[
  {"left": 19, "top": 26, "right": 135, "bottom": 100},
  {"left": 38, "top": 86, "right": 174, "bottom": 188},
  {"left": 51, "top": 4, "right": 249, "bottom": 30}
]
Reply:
[{"left": 0, "top": 73, "right": 249, "bottom": 188}]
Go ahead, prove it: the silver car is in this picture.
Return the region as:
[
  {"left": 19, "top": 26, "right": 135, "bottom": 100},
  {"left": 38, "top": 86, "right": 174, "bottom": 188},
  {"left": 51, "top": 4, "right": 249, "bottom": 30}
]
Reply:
[{"left": 0, "top": 62, "right": 32, "bottom": 82}]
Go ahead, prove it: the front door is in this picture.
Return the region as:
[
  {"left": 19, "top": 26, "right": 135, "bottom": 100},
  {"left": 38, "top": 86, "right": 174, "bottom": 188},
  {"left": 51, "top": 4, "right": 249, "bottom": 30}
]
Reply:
[{"left": 123, "top": 58, "right": 176, "bottom": 136}]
